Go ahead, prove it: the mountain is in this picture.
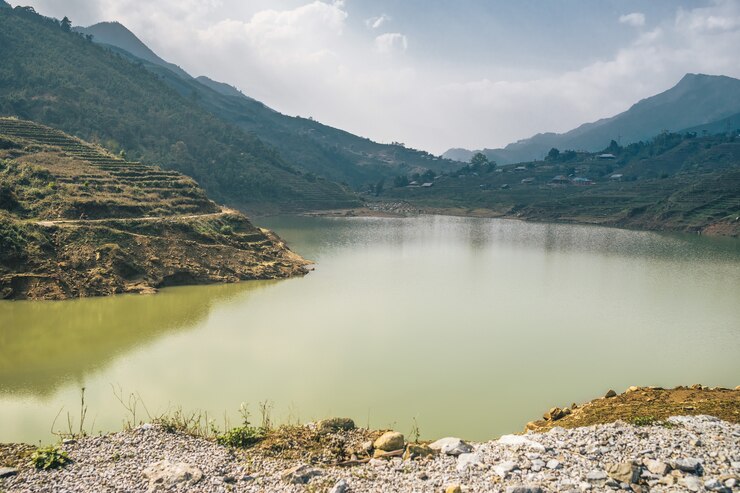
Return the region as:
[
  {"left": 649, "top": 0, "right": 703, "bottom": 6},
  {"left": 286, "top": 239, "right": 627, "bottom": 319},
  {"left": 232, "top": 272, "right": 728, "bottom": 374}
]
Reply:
[
  {"left": 77, "top": 21, "right": 459, "bottom": 187},
  {"left": 0, "top": 117, "right": 308, "bottom": 300},
  {"left": 445, "top": 74, "right": 740, "bottom": 164},
  {"left": 74, "top": 21, "right": 191, "bottom": 80},
  {"left": 0, "top": 6, "right": 360, "bottom": 212}
]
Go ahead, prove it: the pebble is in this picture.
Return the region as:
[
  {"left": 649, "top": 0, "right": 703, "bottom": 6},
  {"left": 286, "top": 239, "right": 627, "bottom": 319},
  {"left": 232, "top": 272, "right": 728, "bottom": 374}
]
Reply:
[
  {"left": 430, "top": 437, "right": 474, "bottom": 456},
  {"left": 1, "top": 415, "right": 737, "bottom": 492}
]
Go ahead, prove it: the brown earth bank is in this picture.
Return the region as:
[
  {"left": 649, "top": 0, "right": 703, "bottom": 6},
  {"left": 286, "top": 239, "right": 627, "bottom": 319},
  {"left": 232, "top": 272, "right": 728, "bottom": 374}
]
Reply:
[{"left": 0, "top": 118, "right": 309, "bottom": 300}]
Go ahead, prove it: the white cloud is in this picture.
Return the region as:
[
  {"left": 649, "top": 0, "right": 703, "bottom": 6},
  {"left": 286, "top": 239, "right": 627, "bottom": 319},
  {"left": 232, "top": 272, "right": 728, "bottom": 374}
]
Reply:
[
  {"left": 619, "top": 12, "right": 646, "bottom": 27},
  {"left": 374, "top": 32, "right": 408, "bottom": 54},
  {"left": 365, "top": 14, "right": 390, "bottom": 29}
]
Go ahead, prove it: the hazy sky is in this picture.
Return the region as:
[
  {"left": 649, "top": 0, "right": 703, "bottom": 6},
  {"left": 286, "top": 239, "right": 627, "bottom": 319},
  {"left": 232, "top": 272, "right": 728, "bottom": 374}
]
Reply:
[{"left": 14, "top": 0, "right": 740, "bottom": 154}]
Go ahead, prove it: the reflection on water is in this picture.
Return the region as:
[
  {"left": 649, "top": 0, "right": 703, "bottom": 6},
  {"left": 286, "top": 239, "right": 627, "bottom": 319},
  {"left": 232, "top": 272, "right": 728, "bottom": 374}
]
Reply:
[{"left": 1, "top": 215, "right": 738, "bottom": 444}]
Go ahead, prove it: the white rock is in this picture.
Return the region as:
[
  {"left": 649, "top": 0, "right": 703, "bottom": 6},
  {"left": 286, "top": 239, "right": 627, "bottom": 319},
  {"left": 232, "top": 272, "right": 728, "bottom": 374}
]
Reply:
[
  {"left": 680, "top": 475, "right": 703, "bottom": 492},
  {"left": 493, "top": 460, "right": 519, "bottom": 478},
  {"left": 546, "top": 459, "right": 561, "bottom": 470},
  {"left": 456, "top": 452, "right": 483, "bottom": 472},
  {"left": 497, "top": 434, "right": 546, "bottom": 452},
  {"left": 429, "top": 437, "right": 473, "bottom": 456},
  {"left": 329, "top": 479, "right": 350, "bottom": 493},
  {"left": 142, "top": 460, "right": 203, "bottom": 491},
  {"left": 585, "top": 469, "right": 607, "bottom": 481}
]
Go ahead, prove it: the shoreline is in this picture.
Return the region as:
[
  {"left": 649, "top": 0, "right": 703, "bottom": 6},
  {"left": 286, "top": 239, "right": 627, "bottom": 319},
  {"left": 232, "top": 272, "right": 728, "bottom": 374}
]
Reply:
[
  {"left": 296, "top": 203, "right": 740, "bottom": 238},
  {"left": 2, "top": 386, "right": 738, "bottom": 492}
]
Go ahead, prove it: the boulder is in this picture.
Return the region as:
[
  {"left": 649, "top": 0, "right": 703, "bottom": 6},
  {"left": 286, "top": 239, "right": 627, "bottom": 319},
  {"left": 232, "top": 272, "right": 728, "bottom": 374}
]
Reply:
[
  {"left": 403, "top": 443, "right": 435, "bottom": 460},
  {"left": 280, "top": 464, "right": 322, "bottom": 484},
  {"left": 429, "top": 437, "right": 473, "bottom": 456},
  {"left": 0, "top": 467, "right": 18, "bottom": 478},
  {"left": 674, "top": 458, "right": 703, "bottom": 474},
  {"left": 644, "top": 459, "right": 671, "bottom": 476},
  {"left": 456, "top": 452, "right": 483, "bottom": 472},
  {"left": 142, "top": 460, "right": 203, "bottom": 491},
  {"left": 543, "top": 407, "right": 565, "bottom": 421},
  {"left": 493, "top": 460, "right": 518, "bottom": 478},
  {"left": 316, "top": 418, "right": 355, "bottom": 433},
  {"left": 605, "top": 462, "right": 641, "bottom": 484},
  {"left": 445, "top": 485, "right": 462, "bottom": 493},
  {"left": 373, "top": 431, "right": 405, "bottom": 452},
  {"left": 604, "top": 389, "right": 617, "bottom": 398}
]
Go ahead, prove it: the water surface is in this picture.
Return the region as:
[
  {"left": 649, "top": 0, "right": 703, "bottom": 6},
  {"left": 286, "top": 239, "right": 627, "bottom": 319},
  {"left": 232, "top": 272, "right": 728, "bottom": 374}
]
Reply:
[{"left": 1, "top": 216, "right": 738, "bottom": 443}]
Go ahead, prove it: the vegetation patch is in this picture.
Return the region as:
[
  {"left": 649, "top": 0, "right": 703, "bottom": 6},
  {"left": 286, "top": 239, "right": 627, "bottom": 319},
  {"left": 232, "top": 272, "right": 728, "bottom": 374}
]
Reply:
[{"left": 29, "top": 445, "right": 71, "bottom": 470}]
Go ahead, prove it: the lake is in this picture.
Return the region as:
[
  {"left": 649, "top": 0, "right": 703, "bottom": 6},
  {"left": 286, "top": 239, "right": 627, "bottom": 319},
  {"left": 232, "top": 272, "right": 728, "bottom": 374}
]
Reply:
[{"left": 1, "top": 215, "right": 739, "bottom": 444}]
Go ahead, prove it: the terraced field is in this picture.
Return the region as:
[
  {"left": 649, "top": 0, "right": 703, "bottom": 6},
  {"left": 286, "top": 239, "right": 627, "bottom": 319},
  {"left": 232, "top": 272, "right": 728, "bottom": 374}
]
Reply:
[
  {"left": 0, "top": 118, "right": 218, "bottom": 219},
  {"left": 0, "top": 118, "right": 309, "bottom": 300}
]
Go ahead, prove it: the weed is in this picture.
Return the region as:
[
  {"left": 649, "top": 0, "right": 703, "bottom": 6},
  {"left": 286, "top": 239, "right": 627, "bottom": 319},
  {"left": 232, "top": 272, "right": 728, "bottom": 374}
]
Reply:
[
  {"left": 409, "top": 417, "right": 421, "bottom": 443},
  {"left": 30, "top": 445, "right": 71, "bottom": 470},
  {"left": 215, "top": 403, "right": 265, "bottom": 449}
]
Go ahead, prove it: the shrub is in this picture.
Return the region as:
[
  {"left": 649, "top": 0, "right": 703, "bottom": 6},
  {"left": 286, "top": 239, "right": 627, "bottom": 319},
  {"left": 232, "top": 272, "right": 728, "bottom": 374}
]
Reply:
[{"left": 30, "top": 445, "right": 71, "bottom": 470}]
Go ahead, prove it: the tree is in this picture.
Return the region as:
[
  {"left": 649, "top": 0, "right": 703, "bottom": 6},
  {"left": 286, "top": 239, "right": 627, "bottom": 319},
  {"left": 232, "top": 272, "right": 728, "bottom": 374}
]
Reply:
[
  {"left": 470, "top": 152, "right": 489, "bottom": 170},
  {"left": 60, "top": 16, "right": 71, "bottom": 32},
  {"left": 546, "top": 147, "right": 560, "bottom": 161},
  {"left": 393, "top": 175, "right": 409, "bottom": 187}
]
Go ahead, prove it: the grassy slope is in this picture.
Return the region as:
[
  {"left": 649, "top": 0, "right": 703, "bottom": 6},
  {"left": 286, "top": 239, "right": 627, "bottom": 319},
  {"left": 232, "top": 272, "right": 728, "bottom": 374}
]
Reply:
[
  {"left": 0, "top": 118, "right": 308, "bottom": 300},
  {"left": 387, "top": 133, "right": 740, "bottom": 235},
  {"left": 0, "top": 7, "right": 359, "bottom": 212}
]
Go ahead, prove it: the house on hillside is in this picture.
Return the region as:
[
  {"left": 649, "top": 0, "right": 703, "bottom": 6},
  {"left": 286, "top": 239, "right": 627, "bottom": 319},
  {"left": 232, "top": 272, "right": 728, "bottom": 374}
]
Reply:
[
  {"left": 550, "top": 175, "right": 570, "bottom": 185},
  {"left": 572, "top": 177, "right": 594, "bottom": 186},
  {"left": 609, "top": 174, "right": 623, "bottom": 181},
  {"left": 421, "top": 182, "right": 434, "bottom": 187},
  {"left": 514, "top": 165, "right": 527, "bottom": 172},
  {"left": 597, "top": 153, "right": 616, "bottom": 160},
  {"left": 521, "top": 177, "right": 535, "bottom": 185}
]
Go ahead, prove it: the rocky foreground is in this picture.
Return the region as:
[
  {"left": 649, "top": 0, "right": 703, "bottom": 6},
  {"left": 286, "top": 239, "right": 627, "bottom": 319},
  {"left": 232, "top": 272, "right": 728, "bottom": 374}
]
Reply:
[{"left": 1, "top": 414, "right": 738, "bottom": 493}]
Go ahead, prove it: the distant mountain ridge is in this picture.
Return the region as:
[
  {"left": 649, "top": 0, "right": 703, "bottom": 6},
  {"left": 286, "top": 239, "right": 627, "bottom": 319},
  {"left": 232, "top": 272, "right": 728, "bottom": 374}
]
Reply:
[
  {"left": 78, "top": 21, "right": 458, "bottom": 187},
  {"left": 445, "top": 74, "right": 740, "bottom": 164}
]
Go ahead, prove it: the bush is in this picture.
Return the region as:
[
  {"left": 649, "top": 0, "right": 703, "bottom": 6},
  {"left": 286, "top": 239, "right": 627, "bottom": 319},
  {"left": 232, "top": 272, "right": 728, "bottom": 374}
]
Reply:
[
  {"left": 30, "top": 445, "right": 71, "bottom": 470},
  {"left": 215, "top": 425, "right": 264, "bottom": 448}
]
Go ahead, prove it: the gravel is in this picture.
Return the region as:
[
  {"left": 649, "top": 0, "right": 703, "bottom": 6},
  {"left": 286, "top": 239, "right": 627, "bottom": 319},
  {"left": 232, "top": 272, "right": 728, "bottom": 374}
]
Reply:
[{"left": 2, "top": 415, "right": 738, "bottom": 492}]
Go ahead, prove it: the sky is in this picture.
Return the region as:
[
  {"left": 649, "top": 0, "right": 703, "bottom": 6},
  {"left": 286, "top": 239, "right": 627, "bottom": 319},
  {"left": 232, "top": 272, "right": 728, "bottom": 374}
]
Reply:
[{"left": 13, "top": 0, "right": 740, "bottom": 154}]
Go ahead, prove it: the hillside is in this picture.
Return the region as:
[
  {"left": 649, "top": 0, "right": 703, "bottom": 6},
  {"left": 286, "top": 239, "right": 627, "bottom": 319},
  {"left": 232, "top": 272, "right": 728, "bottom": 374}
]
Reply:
[
  {"left": 75, "top": 21, "right": 459, "bottom": 188},
  {"left": 445, "top": 74, "right": 740, "bottom": 164},
  {"left": 388, "top": 131, "right": 740, "bottom": 236},
  {"left": 0, "top": 118, "right": 309, "bottom": 300},
  {"left": 0, "top": 6, "right": 360, "bottom": 213}
]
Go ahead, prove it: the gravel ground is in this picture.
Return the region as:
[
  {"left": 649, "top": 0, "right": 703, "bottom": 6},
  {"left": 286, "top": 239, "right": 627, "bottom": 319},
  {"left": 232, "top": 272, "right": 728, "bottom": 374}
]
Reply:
[{"left": 1, "top": 415, "right": 738, "bottom": 492}]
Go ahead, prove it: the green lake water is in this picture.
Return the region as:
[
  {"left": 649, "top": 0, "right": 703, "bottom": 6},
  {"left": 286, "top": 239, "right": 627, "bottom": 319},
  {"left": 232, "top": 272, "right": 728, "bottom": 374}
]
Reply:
[{"left": 1, "top": 215, "right": 739, "bottom": 444}]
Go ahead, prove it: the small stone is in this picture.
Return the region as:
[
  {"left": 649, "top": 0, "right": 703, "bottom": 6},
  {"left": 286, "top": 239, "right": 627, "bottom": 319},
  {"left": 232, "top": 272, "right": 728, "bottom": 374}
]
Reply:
[
  {"left": 368, "top": 458, "right": 385, "bottom": 467},
  {"left": 493, "top": 460, "right": 518, "bottom": 478},
  {"left": 373, "top": 431, "right": 405, "bottom": 452},
  {"left": 546, "top": 459, "right": 562, "bottom": 470},
  {"left": 644, "top": 459, "right": 671, "bottom": 476},
  {"left": 625, "top": 386, "right": 640, "bottom": 393},
  {"left": 689, "top": 438, "right": 702, "bottom": 447},
  {"left": 680, "top": 475, "right": 703, "bottom": 492},
  {"left": 280, "top": 464, "right": 322, "bottom": 484},
  {"left": 505, "top": 486, "right": 544, "bottom": 493},
  {"left": 316, "top": 418, "right": 355, "bottom": 433},
  {"left": 690, "top": 384, "right": 703, "bottom": 390},
  {"left": 605, "top": 389, "right": 617, "bottom": 398},
  {"left": 429, "top": 437, "right": 473, "bottom": 456},
  {"left": 62, "top": 438, "right": 77, "bottom": 445},
  {"left": 497, "top": 434, "right": 546, "bottom": 451},
  {"left": 704, "top": 479, "right": 727, "bottom": 491},
  {"left": 445, "top": 485, "right": 462, "bottom": 493},
  {"left": 417, "top": 472, "right": 429, "bottom": 480},
  {"left": 0, "top": 467, "right": 18, "bottom": 478},
  {"left": 403, "top": 443, "right": 435, "bottom": 460},
  {"left": 544, "top": 407, "right": 565, "bottom": 421},
  {"left": 606, "top": 462, "right": 641, "bottom": 484},
  {"left": 329, "top": 479, "right": 350, "bottom": 493},
  {"left": 586, "top": 469, "right": 608, "bottom": 481},
  {"left": 724, "top": 478, "right": 737, "bottom": 488},
  {"left": 531, "top": 459, "right": 545, "bottom": 472},
  {"left": 674, "top": 458, "right": 702, "bottom": 474},
  {"left": 143, "top": 460, "right": 203, "bottom": 490},
  {"left": 456, "top": 452, "right": 483, "bottom": 472}
]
